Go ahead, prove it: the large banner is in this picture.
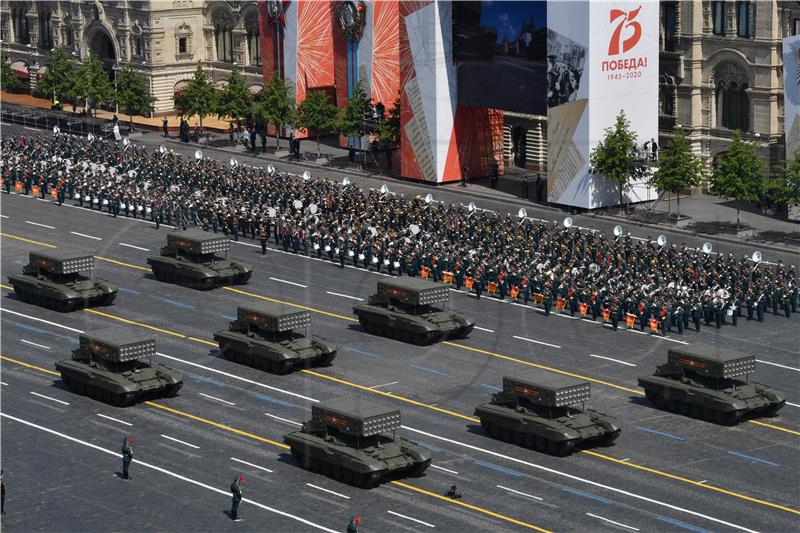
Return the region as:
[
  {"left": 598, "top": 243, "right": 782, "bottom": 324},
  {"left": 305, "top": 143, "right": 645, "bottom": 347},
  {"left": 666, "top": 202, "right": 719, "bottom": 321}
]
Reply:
[
  {"left": 784, "top": 35, "right": 800, "bottom": 161},
  {"left": 547, "top": 1, "right": 658, "bottom": 208}
]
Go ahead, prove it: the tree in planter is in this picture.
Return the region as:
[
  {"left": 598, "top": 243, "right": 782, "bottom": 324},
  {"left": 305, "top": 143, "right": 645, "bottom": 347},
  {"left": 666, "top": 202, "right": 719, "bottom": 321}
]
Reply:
[
  {"left": 114, "top": 65, "right": 156, "bottom": 131},
  {"left": 766, "top": 151, "right": 800, "bottom": 211},
  {"left": 75, "top": 53, "right": 114, "bottom": 117},
  {"left": 649, "top": 127, "right": 704, "bottom": 219},
  {"left": 334, "top": 81, "right": 370, "bottom": 153},
  {"left": 377, "top": 96, "right": 401, "bottom": 168},
  {"left": 294, "top": 90, "right": 337, "bottom": 158},
  {"left": 38, "top": 47, "right": 74, "bottom": 101},
  {"left": 589, "top": 110, "right": 646, "bottom": 208},
  {"left": 174, "top": 62, "right": 216, "bottom": 135},
  {"left": 260, "top": 72, "right": 295, "bottom": 148},
  {"left": 0, "top": 54, "right": 21, "bottom": 92},
  {"left": 215, "top": 67, "right": 251, "bottom": 131},
  {"left": 709, "top": 130, "right": 764, "bottom": 229}
]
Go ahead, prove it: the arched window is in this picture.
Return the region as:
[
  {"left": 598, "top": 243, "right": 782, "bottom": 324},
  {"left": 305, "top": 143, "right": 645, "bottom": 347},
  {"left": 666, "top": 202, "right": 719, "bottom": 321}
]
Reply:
[
  {"left": 215, "top": 23, "right": 233, "bottom": 63},
  {"left": 12, "top": 8, "right": 29, "bottom": 44},
  {"left": 713, "top": 62, "right": 750, "bottom": 131},
  {"left": 38, "top": 10, "right": 52, "bottom": 49},
  {"left": 247, "top": 28, "right": 260, "bottom": 66},
  {"left": 64, "top": 15, "right": 73, "bottom": 47}
]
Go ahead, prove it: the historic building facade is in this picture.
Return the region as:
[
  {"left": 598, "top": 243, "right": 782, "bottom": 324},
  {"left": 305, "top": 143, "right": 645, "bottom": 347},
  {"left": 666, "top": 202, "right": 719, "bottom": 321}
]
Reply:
[
  {"left": 0, "top": 0, "right": 264, "bottom": 114},
  {"left": 659, "top": 1, "right": 800, "bottom": 170}
]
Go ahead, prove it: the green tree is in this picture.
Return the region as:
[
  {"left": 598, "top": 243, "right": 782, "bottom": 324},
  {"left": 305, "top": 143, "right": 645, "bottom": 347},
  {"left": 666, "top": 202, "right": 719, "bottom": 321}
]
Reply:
[
  {"left": 75, "top": 53, "right": 114, "bottom": 117},
  {"left": 259, "top": 72, "right": 295, "bottom": 148},
  {"left": 650, "top": 127, "right": 705, "bottom": 219},
  {"left": 38, "top": 47, "right": 74, "bottom": 101},
  {"left": 589, "top": 110, "right": 646, "bottom": 207},
  {"left": 378, "top": 96, "right": 401, "bottom": 150},
  {"left": 215, "top": 67, "right": 251, "bottom": 126},
  {"left": 0, "top": 54, "right": 21, "bottom": 92},
  {"left": 114, "top": 64, "right": 156, "bottom": 131},
  {"left": 295, "top": 89, "right": 337, "bottom": 158},
  {"left": 334, "top": 81, "right": 370, "bottom": 140},
  {"left": 767, "top": 152, "right": 800, "bottom": 209},
  {"left": 174, "top": 62, "right": 216, "bottom": 134},
  {"left": 709, "top": 130, "right": 765, "bottom": 228}
]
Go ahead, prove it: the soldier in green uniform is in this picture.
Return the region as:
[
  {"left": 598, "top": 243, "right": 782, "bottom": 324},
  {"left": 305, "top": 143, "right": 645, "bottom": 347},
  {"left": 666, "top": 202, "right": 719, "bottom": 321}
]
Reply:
[
  {"left": 230, "top": 475, "right": 243, "bottom": 521},
  {"left": 121, "top": 437, "right": 133, "bottom": 480}
]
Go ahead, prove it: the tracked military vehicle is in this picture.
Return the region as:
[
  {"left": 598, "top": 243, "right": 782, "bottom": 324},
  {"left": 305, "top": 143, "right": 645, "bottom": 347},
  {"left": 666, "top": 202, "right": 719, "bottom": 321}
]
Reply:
[
  {"left": 353, "top": 278, "right": 474, "bottom": 344},
  {"left": 476, "top": 370, "right": 621, "bottom": 455},
  {"left": 639, "top": 345, "right": 785, "bottom": 425},
  {"left": 285, "top": 397, "right": 431, "bottom": 488},
  {"left": 214, "top": 302, "right": 337, "bottom": 374},
  {"left": 56, "top": 329, "right": 183, "bottom": 406},
  {"left": 147, "top": 229, "right": 252, "bottom": 290},
  {"left": 8, "top": 250, "right": 117, "bottom": 312}
]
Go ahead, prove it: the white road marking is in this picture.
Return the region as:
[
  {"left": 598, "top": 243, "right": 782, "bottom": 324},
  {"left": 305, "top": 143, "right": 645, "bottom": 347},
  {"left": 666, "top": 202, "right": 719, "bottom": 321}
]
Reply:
[
  {"left": 161, "top": 434, "right": 200, "bottom": 449},
  {"left": 0, "top": 214, "right": 9, "bottom": 219},
  {"left": 387, "top": 510, "right": 435, "bottom": 528},
  {"left": 0, "top": 381, "right": 8, "bottom": 386},
  {"left": 473, "top": 326, "right": 495, "bottom": 333},
  {"left": 552, "top": 312, "right": 579, "bottom": 320},
  {"left": 70, "top": 231, "right": 102, "bottom": 240},
  {"left": 231, "top": 457, "right": 274, "bottom": 473},
  {"left": 20, "top": 339, "right": 51, "bottom": 350},
  {"left": 264, "top": 413, "right": 301, "bottom": 425},
  {"left": 697, "top": 480, "right": 707, "bottom": 484},
  {"left": 1, "top": 414, "right": 337, "bottom": 532},
  {"left": 97, "top": 413, "right": 133, "bottom": 426},
  {"left": 306, "top": 483, "right": 350, "bottom": 500},
  {"left": 0, "top": 307, "right": 85, "bottom": 332},
  {"left": 429, "top": 464, "right": 459, "bottom": 475},
  {"left": 496, "top": 484, "right": 543, "bottom": 501},
  {"left": 325, "top": 291, "right": 363, "bottom": 301},
  {"left": 661, "top": 336, "right": 689, "bottom": 345},
  {"left": 586, "top": 513, "right": 639, "bottom": 531},
  {"left": 368, "top": 381, "right": 399, "bottom": 390},
  {"left": 118, "top": 242, "right": 150, "bottom": 252},
  {"left": 269, "top": 277, "right": 306, "bottom": 288},
  {"left": 756, "top": 359, "right": 800, "bottom": 372},
  {"left": 198, "top": 392, "right": 235, "bottom": 406},
  {"left": 401, "top": 426, "right": 757, "bottom": 533},
  {"left": 786, "top": 402, "right": 800, "bottom": 408},
  {"left": 512, "top": 335, "right": 561, "bottom": 349},
  {"left": 29, "top": 391, "right": 69, "bottom": 405},
  {"left": 25, "top": 220, "right": 55, "bottom": 229},
  {"left": 589, "top": 354, "right": 637, "bottom": 367}
]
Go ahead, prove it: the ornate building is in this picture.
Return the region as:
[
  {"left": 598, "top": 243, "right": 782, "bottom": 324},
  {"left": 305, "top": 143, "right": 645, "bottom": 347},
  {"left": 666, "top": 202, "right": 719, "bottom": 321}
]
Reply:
[
  {"left": 1, "top": 1, "right": 264, "bottom": 114},
  {"left": 659, "top": 1, "right": 800, "bottom": 170}
]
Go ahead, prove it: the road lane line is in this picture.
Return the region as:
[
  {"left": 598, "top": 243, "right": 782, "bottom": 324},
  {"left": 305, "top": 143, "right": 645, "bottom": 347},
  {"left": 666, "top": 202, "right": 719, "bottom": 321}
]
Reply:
[
  {"left": 497, "top": 485, "right": 543, "bottom": 501},
  {"left": 15, "top": 322, "right": 47, "bottom": 334},
  {"left": 325, "top": 291, "right": 363, "bottom": 301},
  {"left": 343, "top": 346, "right": 379, "bottom": 358},
  {"left": 0, "top": 414, "right": 337, "bottom": 532},
  {"left": 20, "top": 339, "right": 51, "bottom": 350},
  {"left": 161, "top": 434, "right": 200, "bottom": 449},
  {"left": 756, "top": 359, "right": 800, "bottom": 372},
  {"left": 473, "top": 326, "right": 495, "bottom": 333},
  {"left": 589, "top": 354, "right": 636, "bottom": 367},
  {"left": 225, "top": 287, "right": 356, "bottom": 322},
  {"left": 230, "top": 457, "right": 274, "bottom": 473},
  {"left": 586, "top": 513, "right": 639, "bottom": 531},
  {"left": 656, "top": 516, "right": 707, "bottom": 533},
  {"left": 787, "top": 402, "right": 800, "bottom": 408},
  {"left": 25, "top": 220, "right": 55, "bottom": 229},
  {"left": 409, "top": 364, "right": 448, "bottom": 377},
  {"left": 306, "top": 483, "right": 350, "bottom": 500},
  {"left": 164, "top": 299, "right": 195, "bottom": 310},
  {"left": 474, "top": 461, "right": 521, "bottom": 478},
  {"left": 95, "top": 256, "right": 150, "bottom": 271},
  {"left": 269, "top": 277, "right": 307, "bottom": 288},
  {"left": 727, "top": 450, "right": 779, "bottom": 467},
  {"left": 29, "top": 391, "right": 69, "bottom": 405},
  {"left": 386, "top": 510, "right": 435, "bottom": 528},
  {"left": 264, "top": 413, "right": 301, "bottom": 425},
  {"left": 1, "top": 355, "right": 61, "bottom": 376},
  {"left": 0, "top": 232, "right": 57, "bottom": 247},
  {"left": 745, "top": 419, "right": 800, "bottom": 436},
  {"left": 0, "top": 214, "right": 8, "bottom": 219},
  {"left": 198, "top": 392, "right": 235, "bottom": 406},
  {"left": 70, "top": 231, "right": 102, "bottom": 240},
  {"left": 511, "top": 335, "right": 561, "bottom": 349},
  {"left": 0, "top": 382, "right": 8, "bottom": 386},
  {"left": 1, "top": 308, "right": 86, "bottom": 333},
  {"left": 635, "top": 426, "right": 686, "bottom": 442},
  {"left": 97, "top": 413, "right": 133, "bottom": 426},
  {"left": 563, "top": 487, "right": 613, "bottom": 504},
  {"left": 368, "top": 381, "right": 398, "bottom": 389},
  {"left": 430, "top": 465, "right": 459, "bottom": 475},
  {"left": 118, "top": 242, "right": 150, "bottom": 251}
]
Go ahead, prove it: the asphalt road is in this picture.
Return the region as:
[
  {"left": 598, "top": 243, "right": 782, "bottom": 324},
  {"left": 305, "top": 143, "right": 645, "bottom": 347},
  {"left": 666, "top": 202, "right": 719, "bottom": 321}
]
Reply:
[{"left": 1, "top": 143, "right": 799, "bottom": 532}]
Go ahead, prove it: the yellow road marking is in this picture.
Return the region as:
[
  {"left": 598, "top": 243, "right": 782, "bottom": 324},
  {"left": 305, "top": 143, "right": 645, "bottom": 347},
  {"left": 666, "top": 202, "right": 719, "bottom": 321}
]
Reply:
[
  {"left": 145, "top": 401, "right": 290, "bottom": 449},
  {"left": 302, "top": 369, "right": 480, "bottom": 423},
  {"left": 0, "top": 232, "right": 57, "bottom": 248},
  {"left": 445, "top": 341, "right": 644, "bottom": 396},
  {"left": 84, "top": 309, "right": 188, "bottom": 338},
  {"left": 224, "top": 287, "right": 358, "bottom": 322},
  {"left": 747, "top": 419, "right": 800, "bottom": 436},
  {"left": 582, "top": 450, "right": 800, "bottom": 516},
  {"left": 0, "top": 355, "right": 60, "bottom": 376},
  {"left": 96, "top": 256, "right": 150, "bottom": 271},
  {"left": 1, "top": 283, "right": 13, "bottom": 290},
  {"left": 390, "top": 481, "right": 553, "bottom": 532}
]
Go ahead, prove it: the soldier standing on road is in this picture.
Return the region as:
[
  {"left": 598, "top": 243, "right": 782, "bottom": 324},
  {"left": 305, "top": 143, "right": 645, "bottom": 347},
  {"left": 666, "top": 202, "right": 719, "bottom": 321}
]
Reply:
[
  {"left": 347, "top": 515, "right": 361, "bottom": 533},
  {"left": 259, "top": 221, "right": 268, "bottom": 255},
  {"left": 121, "top": 437, "right": 133, "bottom": 480},
  {"left": 1, "top": 469, "right": 6, "bottom": 515},
  {"left": 230, "top": 475, "right": 243, "bottom": 522}
]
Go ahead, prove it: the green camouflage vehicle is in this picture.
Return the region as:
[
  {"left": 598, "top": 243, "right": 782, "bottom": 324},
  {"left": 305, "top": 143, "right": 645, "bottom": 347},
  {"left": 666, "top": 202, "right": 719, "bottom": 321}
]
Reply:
[
  {"left": 475, "top": 370, "right": 621, "bottom": 456},
  {"left": 147, "top": 229, "right": 252, "bottom": 290},
  {"left": 8, "top": 250, "right": 117, "bottom": 312},
  {"left": 284, "top": 397, "right": 431, "bottom": 488},
  {"left": 638, "top": 345, "right": 785, "bottom": 425},
  {"left": 56, "top": 329, "right": 183, "bottom": 407},
  {"left": 353, "top": 278, "right": 474, "bottom": 344},
  {"left": 214, "top": 302, "right": 337, "bottom": 374}
]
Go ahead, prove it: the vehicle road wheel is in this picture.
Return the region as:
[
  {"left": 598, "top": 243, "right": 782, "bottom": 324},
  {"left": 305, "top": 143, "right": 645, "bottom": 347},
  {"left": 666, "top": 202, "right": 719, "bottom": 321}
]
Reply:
[
  {"left": 513, "top": 431, "right": 525, "bottom": 446},
  {"left": 480, "top": 419, "right": 491, "bottom": 433},
  {"left": 501, "top": 428, "right": 513, "bottom": 442},
  {"left": 489, "top": 423, "right": 501, "bottom": 439},
  {"left": 56, "top": 299, "right": 74, "bottom": 312},
  {"left": 103, "top": 390, "right": 114, "bottom": 404},
  {"left": 524, "top": 434, "right": 536, "bottom": 448},
  {"left": 310, "top": 459, "right": 322, "bottom": 473},
  {"left": 62, "top": 377, "right": 76, "bottom": 392},
  {"left": 354, "top": 473, "right": 368, "bottom": 488},
  {"left": 321, "top": 462, "right": 331, "bottom": 476},
  {"left": 546, "top": 439, "right": 560, "bottom": 455},
  {"left": 666, "top": 399, "right": 679, "bottom": 412},
  {"left": 165, "top": 383, "right": 182, "bottom": 398},
  {"left": 702, "top": 407, "right": 715, "bottom": 422},
  {"left": 101, "top": 293, "right": 116, "bottom": 306},
  {"left": 678, "top": 402, "right": 690, "bottom": 415},
  {"left": 535, "top": 436, "right": 547, "bottom": 451},
  {"left": 342, "top": 469, "right": 354, "bottom": 484},
  {"left": 330, "top": 465, "right": 342, "bottom": 480}
]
